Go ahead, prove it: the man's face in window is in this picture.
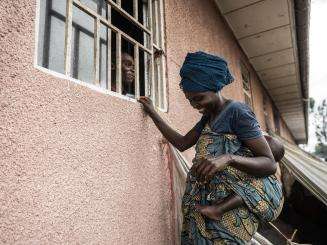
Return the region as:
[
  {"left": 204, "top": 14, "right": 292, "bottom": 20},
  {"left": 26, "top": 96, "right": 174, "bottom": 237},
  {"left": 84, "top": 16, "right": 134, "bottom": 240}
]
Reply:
[{"left": 122, "top": 53, "right": 135, "bottom": 85}]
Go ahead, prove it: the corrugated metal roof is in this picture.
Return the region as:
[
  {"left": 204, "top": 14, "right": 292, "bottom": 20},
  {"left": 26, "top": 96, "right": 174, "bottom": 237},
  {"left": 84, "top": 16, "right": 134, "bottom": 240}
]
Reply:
[{"left": 277, "top": 135, "right": 327, "bottom": 206}]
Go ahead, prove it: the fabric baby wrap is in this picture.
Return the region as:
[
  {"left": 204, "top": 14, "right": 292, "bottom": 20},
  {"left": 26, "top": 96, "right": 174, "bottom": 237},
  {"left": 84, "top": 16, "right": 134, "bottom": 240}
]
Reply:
[{"left": 181, "top": 103, "right": 284, "bottom": 245}]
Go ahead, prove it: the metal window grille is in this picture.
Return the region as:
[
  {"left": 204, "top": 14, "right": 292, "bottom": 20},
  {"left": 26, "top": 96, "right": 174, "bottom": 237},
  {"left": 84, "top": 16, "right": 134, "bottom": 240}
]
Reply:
[{"left": 37, "top": 0, "right": 167, "bottom": 110}]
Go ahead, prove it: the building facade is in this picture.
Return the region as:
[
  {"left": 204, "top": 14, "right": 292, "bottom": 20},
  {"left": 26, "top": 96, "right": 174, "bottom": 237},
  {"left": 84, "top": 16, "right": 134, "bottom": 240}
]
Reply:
[{"left": 0, "top": 0, "right": 309, "bottom": 243}]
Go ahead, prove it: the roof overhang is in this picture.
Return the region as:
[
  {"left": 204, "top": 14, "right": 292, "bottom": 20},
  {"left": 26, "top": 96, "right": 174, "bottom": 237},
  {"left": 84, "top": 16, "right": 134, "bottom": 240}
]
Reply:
[{"left": 214, "top": 0, "right": 310, "bottom": 144}]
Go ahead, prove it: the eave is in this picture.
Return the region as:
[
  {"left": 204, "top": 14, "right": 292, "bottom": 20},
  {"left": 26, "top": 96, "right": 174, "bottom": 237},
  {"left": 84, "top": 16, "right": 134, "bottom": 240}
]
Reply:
[{"left": 215, "top": 0, "right": 310, "bottom": 144}]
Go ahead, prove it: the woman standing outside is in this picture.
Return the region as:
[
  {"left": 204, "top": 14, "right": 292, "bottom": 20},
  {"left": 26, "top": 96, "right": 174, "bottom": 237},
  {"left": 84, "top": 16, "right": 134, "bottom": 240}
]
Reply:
[{"left": 138, "top": 51, "right": 283, "bottom": 244}]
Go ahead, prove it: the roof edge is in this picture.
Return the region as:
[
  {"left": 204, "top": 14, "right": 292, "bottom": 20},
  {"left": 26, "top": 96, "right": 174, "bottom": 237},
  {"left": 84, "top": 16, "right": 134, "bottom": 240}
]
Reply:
[{"left": 294, "top": 0, "right": 311, "bottom": 144}]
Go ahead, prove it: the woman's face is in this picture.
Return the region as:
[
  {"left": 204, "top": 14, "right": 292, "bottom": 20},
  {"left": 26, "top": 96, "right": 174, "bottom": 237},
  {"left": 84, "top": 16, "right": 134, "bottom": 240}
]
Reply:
[{"left": 184, "top": 91, "right": 216, "bottom": 114}]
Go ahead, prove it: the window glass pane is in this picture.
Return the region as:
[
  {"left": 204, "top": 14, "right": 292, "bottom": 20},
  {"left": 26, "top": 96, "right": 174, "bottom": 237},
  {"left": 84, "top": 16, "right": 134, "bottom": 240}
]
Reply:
[
  {"left": 79, "top": 0, "right": 107, "bottom": 18},
  {"left": 121, "top": 0, "right": 134, "bottom": 16},
  {"left": 155, "top": 0, "right": 162, "bottom": 48},
  {"left": 151, "top": 0, "right": 158, "bottom": 45},
  {"left": 99, "top": 24, "right": 108, "bottom": 89},
  {"left": 38, "top": 0, "right": 66, "bottom": 74},
  {"left": 144, "top": 32, "right": 151, "bottom": 50},
  {"left": 121, "top": 38, "right": 135, "bottom": 98},
  {"left": 48, "top": 16, "right": 66, "bottom": 73},
  {"left": 111, "top": 8, "right": 150, "bottom": 46},
  {"left": 138, "top": 0, "right": 149, "bottom": 27},
  {"left": 52, "top": 0, "right": 66, "bottom": 15},
  {"left": 71, "top": 5, "right": 95, "bottom": 84},
  {"left": 98, "top": 25, "right": 116, "bottom": 91},
  {"left": 110, "top": 31, "right": 117, "bottom": 92}
]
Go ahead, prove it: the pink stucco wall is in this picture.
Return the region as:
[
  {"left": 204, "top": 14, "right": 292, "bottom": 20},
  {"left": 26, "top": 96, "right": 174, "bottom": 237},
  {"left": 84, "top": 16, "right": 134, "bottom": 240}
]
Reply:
[
  {"left": 0, "top": 0, "right": 296, "bottom": 243},
  {"left": 1, "top": 1, "right": 174, "bottom": 243}
]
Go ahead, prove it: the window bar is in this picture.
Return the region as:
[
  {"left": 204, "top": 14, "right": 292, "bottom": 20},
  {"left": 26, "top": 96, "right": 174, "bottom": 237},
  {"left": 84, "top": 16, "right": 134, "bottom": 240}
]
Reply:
[
  {"left": 150, "top": 59, "right": 155, "bottom": 101},
  {"left": 142, "top": 0, "right": 149, "bottom": 96},
  {"left": 158, "top": 0, "right": 167, "bottom": 110},
  {"left": 134, "top": 44, "right": 140, "bottom": 98},
  {"left": 73, "top": 0, "right": 152, "bottom": 54},
  {"left": 107, "top": 4, "right": 112, "bottom": 91},
  {"left": 116, "top": 32, "right": 122, "bottom": 94},
  {"left": 156, "top": 57, "right": 162, "bottom": 107},
  {"left": 133, "top": 0, "right": 138, "bottom": 20},
  {"left": 158, "top": 0, "right": 165, "bottom": 49},
  {"left": 148, "top": 0, "right": 155, "bottom": 100},
  {"left": 160, "top": 55, "right": 167, "bottom": 110},
  {"left": 106, "top": 0, "right": 151, "bottom": 35},
  {"left": 153, "top": 0, "right": 160, "bottom": 46},
  {"left": 116, "top": 0, "right": 121, "bottom": 7},
  {"left": 94, "top": 18, "right": 101, "bottom": 85},
  {"left": 143, "top": 54, "right": 149, "bottom": 98},
  {"left": 244, "top": 89, "right": 251, "bottom": 98},
  {"left": 64, "top": 0, "right": 73, "bottom": 76},
  {"left": 42, "top": 0, "right": 52, "bottom": 68},
  {"left": 115, "top": 29, "right": 151, "bottom": 54},
  {"left": 153, "top": 43, "right": 160, "bottom": 51},
  {"left": 142, "top": 0, "right": 149, "bottom": 32}
]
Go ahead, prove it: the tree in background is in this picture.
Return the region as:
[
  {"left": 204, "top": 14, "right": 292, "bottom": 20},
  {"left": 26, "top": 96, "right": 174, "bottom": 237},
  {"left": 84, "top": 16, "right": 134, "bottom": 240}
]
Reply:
[
  {"left": 313, "top": 99, "right": 327, "bottom": 160},
  {"left": 309, "top": 97, "right": 315, "bottom": 113}
]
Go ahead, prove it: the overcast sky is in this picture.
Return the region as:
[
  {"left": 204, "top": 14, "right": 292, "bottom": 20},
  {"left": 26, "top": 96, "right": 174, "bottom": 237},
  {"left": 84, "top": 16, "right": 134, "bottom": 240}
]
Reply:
[
  {"left": 309, "top": 0, "right": 327, "bottom": 102},
  {"left": 305, "top": 0, "right": 327, "bottom": 150}
]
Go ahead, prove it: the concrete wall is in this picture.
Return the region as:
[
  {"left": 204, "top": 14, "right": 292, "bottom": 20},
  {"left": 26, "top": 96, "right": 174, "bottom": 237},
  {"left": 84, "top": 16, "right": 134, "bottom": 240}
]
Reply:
[
  {"left": 1, "top": 1, "right": 173, "bottom": 243},
  {"left": 0, "top": 0, "right": 295, "bottom": 243}
]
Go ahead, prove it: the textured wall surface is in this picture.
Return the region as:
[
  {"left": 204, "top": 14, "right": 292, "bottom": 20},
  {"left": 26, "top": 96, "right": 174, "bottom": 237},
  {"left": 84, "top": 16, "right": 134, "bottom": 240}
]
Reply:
[
  {"left": 0, "top": 0, "right": 295, "bottom": 244},
  {"left": 0, "top": 1, "right": 173, "bottom": 244}
]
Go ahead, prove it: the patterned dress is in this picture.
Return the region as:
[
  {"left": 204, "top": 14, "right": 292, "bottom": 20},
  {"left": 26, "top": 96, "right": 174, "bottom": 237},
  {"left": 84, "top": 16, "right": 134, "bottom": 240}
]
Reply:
[{"left": 181, "top": 123, "right": 284, "bottom": 245}]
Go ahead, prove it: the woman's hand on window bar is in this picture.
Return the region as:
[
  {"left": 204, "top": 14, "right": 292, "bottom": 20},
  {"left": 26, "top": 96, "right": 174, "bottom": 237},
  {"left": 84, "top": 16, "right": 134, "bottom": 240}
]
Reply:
[{"left": 138, "top": 96, "right": 155, "bottom": 115}]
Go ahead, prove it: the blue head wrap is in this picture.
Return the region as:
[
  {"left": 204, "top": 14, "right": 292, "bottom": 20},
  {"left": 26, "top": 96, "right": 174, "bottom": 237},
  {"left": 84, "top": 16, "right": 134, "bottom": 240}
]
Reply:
[{"left": 179, "top": 51, "right": 234, "bottom": 92}]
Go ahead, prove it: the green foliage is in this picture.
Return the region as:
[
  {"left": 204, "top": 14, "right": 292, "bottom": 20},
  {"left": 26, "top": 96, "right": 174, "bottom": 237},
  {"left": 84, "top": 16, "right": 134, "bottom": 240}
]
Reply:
[
  {"left": 313, "top": 99, "right": 327, "bottom": 158},
  {"left": 315, "top": 99, "right": 327, "bottom": 144},
  {"left": 309, "top": 97, "right": 315, "bottom": 113},
  {"left": 315, "top": 143, "right": 327, "bottom": 159}
]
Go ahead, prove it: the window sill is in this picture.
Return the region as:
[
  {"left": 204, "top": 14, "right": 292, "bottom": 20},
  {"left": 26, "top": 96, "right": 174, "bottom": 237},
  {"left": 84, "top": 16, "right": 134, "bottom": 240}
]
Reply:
[
  {"left": 34, "top": 65, "right": 137, "bottom": 103},
  {"left": 34, "top": 64, "right": 168, "bottom": 113}
]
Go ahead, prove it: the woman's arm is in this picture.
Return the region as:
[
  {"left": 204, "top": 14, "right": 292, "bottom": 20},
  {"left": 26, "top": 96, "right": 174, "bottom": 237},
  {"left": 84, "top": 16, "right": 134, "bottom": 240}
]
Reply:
[
  {"left": 230, "top": 136, "right": 277, "bottom": 176},
  {"left": 192, "top": 136, "right": 276, "bottom": 180},
  {"left": 138, "top": 97, "right": 200, "bottom": 152},
  {"left": 227, "top": 103, "right": 276, "bottom": 176}
]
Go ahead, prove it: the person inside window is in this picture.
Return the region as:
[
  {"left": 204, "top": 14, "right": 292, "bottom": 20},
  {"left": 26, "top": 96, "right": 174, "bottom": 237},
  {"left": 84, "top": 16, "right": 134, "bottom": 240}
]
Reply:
[{"left": 111, "top": 52, "right": 135, "bottom": 98}]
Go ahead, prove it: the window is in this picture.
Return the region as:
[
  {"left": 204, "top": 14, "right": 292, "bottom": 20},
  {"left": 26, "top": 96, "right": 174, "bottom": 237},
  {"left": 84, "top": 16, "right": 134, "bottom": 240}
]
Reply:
[
  {"left": 273, "top": 107, "right": 281, "bottom": 135},
  {"left": 262, "top": 92, "right": 271, "bottom": 131},
  {"left": 37, "top": 0, "right": 167, "bottom": 110},
  {"left": 240, "top": 62, "right": 253, "bottom": 109}
]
